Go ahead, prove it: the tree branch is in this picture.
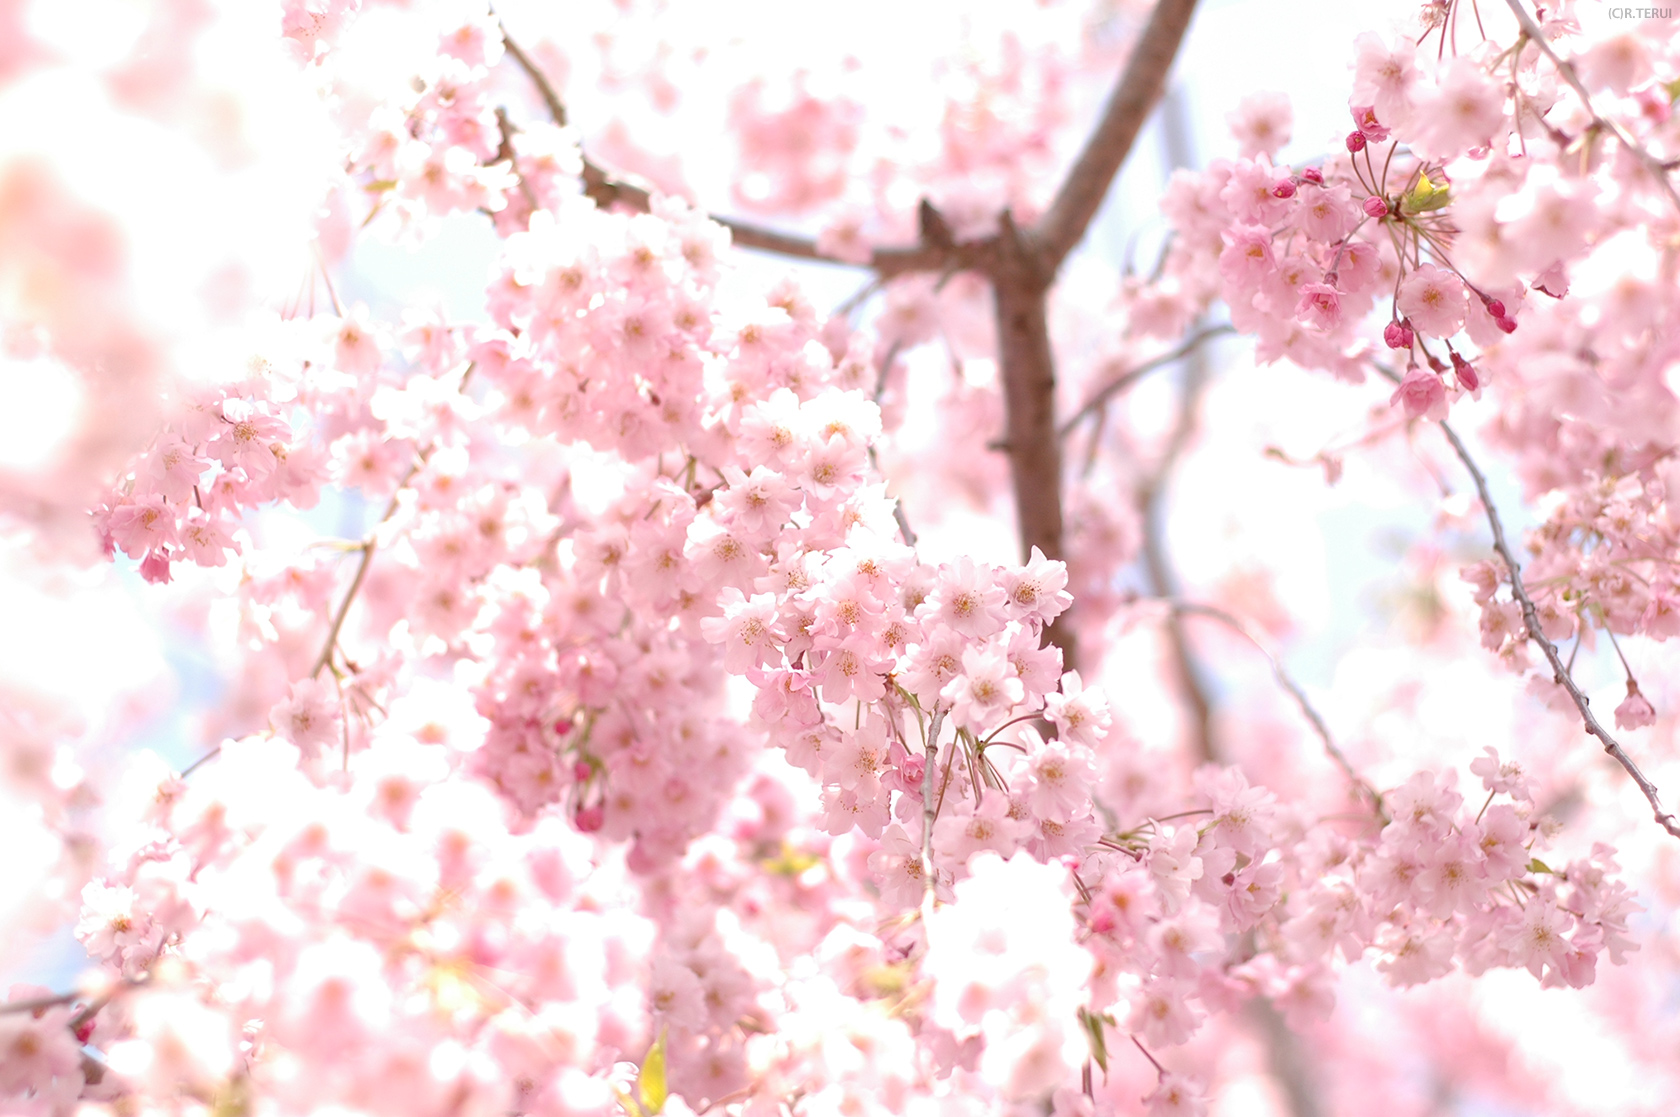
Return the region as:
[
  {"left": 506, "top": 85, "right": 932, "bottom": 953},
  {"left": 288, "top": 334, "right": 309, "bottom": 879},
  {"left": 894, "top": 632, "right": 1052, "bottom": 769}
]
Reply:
[
  {"left": 1137, "top": 320, "right": 1215, "bottom": 764},
  {"left": 496, "top": 21, "right": 969, "bottom": 276},
  {"left": 920, "top": 707, "right": 946, "bottom": 906},
  {"left": 992, "top": 212, "right": 1076, "bottom": 668},
  {"left": 1165, "top": 600, "right": 1386, "bottom": 819},
  {"left": 1035, "top": 0, "right": 1200, "bottom": 270},
  {"left": 1059, "top": 323, "right": 1234, "bottom": 439},
  {"left": 1502, "top": 0, "right": 1680, "bottom": 217},
  {"left": 1436, "top": 418, "right": 1680, "bottom": 841}
]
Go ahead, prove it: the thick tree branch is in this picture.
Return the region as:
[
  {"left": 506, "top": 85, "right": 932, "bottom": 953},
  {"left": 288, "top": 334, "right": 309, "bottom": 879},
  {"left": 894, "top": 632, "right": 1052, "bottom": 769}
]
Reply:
[
  {"left": 1036, "top": 0, "right": 1199, "bottom": 270},
  {"left": 1437, "top": 419, "right": 1680, "bottom": 841},
  {"left": 992, "top": 212, "right": 1075, "bottom": 668}
]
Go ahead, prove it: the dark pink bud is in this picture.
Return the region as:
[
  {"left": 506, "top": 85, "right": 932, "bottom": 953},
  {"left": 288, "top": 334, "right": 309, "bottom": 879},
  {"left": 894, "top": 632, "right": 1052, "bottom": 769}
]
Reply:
[
  {"left": 1301, "top": 167, "right": 1324, "bottom": 185},
  {"left": 1485, "top": 298, "right": 1506, "bottom": 318},
  {"left": 554, "top": 717, "right": 574, "bottom": 736},
  {"left": 1451, "top": 352, "right": 1480, "bottom": 391},
  {"left": 572, "top": 759, "right": 592, "bottom": 782},
  {"left": 1346, "top": 130, "right": 1368, "bottom": 153},
  {"left": 575, "top": 804, "right": 605, "bottom": 832},
  {"left": 1496, "top": 315, "right": 1518, "bottom": 334},
  {"left": 1384, "top": 321, "right": 1415, "bottom": 349},
  {"left": 1272, "top": 180, "right": 1297, "bottom": 199},
  {"left": 1363, "top": 195, "right": 1388, "bottom": 218}
]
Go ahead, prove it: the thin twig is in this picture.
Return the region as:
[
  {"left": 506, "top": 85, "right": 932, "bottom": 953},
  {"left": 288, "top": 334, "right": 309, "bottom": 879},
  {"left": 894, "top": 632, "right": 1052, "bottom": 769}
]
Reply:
[
  {"left": 1058, "top": 323, "right": 1235, "bottom": 438},
  {"left": 1436, "top": 419, "right": 1680, "bottom": 840},
  {"left": 1164, "top": 600, "right": 1387, "bottom": 820},
  {"left": 495, "top": 21, "right": 962, "bottom": 276},
  {"left": 920, "top": 707, "right": 946, "bottom": 905},
  {"left": 0, "top": 989, "right": 80, "bottom": 1015},
  {"left": 1136, "top": 315, "right": 1216, "bottom": 764},
  {"left": 1502, "top": 0, "right": 1680, "bottom": 215}
]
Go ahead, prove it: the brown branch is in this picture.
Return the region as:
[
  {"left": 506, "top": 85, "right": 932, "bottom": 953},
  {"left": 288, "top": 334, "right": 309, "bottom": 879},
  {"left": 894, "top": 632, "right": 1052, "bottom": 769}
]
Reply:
[
  {"left": 496, "top": 21, "right": 965, "bottom": 275},
  {"left": 1035, "top": 0, "right": 1200, "bottom": 270},
  {"left": 496, "top": 26, "right": 566, "bottom": 126},
  {"left": 1436, "top": 418, "right": 1680, "bottom": 841},
  {"left": 992, "top": 211, "right": 1075, "bottom": 668}
]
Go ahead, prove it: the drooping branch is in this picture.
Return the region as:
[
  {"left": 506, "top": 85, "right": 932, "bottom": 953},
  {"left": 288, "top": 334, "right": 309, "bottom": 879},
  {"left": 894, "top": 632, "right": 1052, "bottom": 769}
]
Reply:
[
  {"left": 1136, "top": 343, "right": 1216, "bottom": 764},
  {"left": 1166, "top": 599, "right": 1386, "bottom": 819},
  {"left": 1035, "top": 0, "right": 1199, "bottom": 270},
  {"left": 1437, "top": 419, "right": 1680, "bottom": 841},
  {"left": 1059, "top": 323, "right": 1234, "bottom": 439},
  {"left": 1502, "top": 0, "right": 1680, "bottom": 216}
]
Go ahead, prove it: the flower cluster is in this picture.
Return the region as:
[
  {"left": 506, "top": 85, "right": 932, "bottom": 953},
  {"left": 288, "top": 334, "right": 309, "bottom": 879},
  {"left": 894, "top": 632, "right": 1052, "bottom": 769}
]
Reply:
[{"left": 6, "top": 5, "right": 1679, "bottom": 1117}]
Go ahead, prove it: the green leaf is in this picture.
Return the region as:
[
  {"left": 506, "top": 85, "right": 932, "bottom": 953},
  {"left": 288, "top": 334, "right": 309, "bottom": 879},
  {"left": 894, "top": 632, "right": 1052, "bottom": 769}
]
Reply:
[
  {"left": 1527, "top": 857, "right": 1554, "bottom": 875},
  {"left": 1400, "top": 171, "right": 1451, "bottom": 215},
  {"left": 638, "top": 1028, "right": 668, "bottom": 1115},
  {"left": 1078, "top": 1007, "right": 1109, "bottom": 1074}
]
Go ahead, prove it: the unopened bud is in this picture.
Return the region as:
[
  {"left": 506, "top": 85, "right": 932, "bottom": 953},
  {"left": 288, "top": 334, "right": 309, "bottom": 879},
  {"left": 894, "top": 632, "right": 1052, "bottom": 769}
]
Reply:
[
  {"left": 1484, "top": 298, "right": 1506, "bottom": 318},
  {"left": 1272, "top": 180, "right": 1297, "bottom": 199},
  {"left": 1301, "top": 167, "right": 1324, "bottom": 185},
  {"left": 1451, "top": 351, "right": 1480, "bottom": 391},
  {"left": 575, "top": 804, "right": 605, "bottom": 832},
  {"left": 1346, "top": 130, "right": 1368, "bottom": 153},
  {"left": 573, "top": 759, "right": 592, "bottom": 782},
  {"left": 1363, "top": 195, "right": 1388, "bottom": 218},
  {"left": 1384, "top": 321, "right": 1415, "bottom": 349},
  {"left": 1496, "top": 315, "right": 1518, "bottom": 334}
]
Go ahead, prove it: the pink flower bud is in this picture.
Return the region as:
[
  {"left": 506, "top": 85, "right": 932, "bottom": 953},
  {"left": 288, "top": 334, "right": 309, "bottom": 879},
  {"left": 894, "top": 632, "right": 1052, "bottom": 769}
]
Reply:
[
  {"left": 1272, "top": 180, "right": 1297, "bottom": 199},
  {"left": 1496, "top": 315, "right": 1518, "bottom": 334},
  {"left": 554, "top": 717, "right": 574, "bottom": 736},
  {"left": 1485, "top": 298, "right": 1506, "bottom": 318},
  {"left": 1384, "top": 321, "right": 1415, "bottom": 349},
  {"left": 1300, "top": 167, "right": 1324, "bottom": 185},
  {"left": 572, "top": 759, "right": 592, "bottom": 782},
  {"left": 1362, "top": 195, "right": 1388, "bottom": 218},
  {"left": 575, "top": 804, "right": 605, "bottom": 832},
  {"left": 1346, "top": 130, "right": 1368, "bottom": 153},
  {"left": 1451, "top": 351, "right": 1480, "bottom": 391}
]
